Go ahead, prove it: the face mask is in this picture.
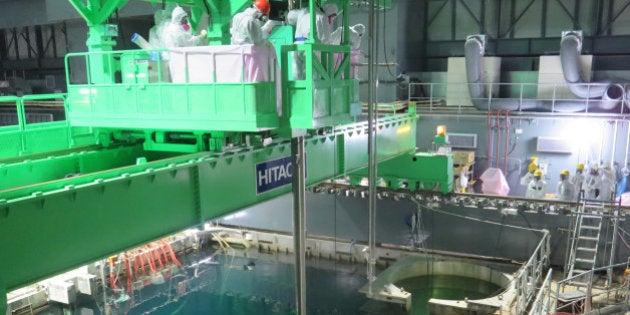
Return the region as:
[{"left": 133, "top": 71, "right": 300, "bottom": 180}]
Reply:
[
  {"left": 181, "top": 23, "right": 191, "bottom": 31},
  {"left": 328, "top": 14, "right": 336, "bottom": 24}
]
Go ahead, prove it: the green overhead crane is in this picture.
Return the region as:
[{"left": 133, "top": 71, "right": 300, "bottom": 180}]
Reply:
[{"left": 0, "top": 0, "right": 450, "bottom": 313}]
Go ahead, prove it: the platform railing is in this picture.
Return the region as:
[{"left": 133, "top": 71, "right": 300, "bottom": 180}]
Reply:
[
  {"left": 554, "top": 261, "right": 630, "bottom": 313},
  {"left": 513, "top": 229, "right": 550, "bottom": 314},
  {"left": 64, "top": 48, "right": 279, "bottom": 132},
  {"left": 527, "top": 268, "right": 553, "bottom": 315},
  {"left": 407, "top": 81, "right": 629, "bottom": 115},
  {"left": 0, "top": 94, "right": 96, "bottom": 158}
]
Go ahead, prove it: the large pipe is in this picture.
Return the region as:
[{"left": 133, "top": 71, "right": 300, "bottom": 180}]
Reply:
[
  {"left": 560, "top": 31, "right": 608, "bottom": 99},
  {"left": 601, "top": 84, "right": 624, "bottom": 110},
  {"left": 583, "top": 303, "right": 630, "bottom": 315},
  {"left": 465, "top": 35, "right": 538, "bottom": 111},
  {"left": 465, "top": 35, "right": 613, "bottom": 112}
]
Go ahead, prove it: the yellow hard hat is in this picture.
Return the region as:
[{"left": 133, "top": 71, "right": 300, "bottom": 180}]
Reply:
[
  {"left": 561, "top": 169, "right": 570, "bottom": 176},
  {"left": 528, "top": 162, "right": 537, "bottom": 173},
  {"left": 531, "top": 156, "right": 538, "bottom": 162},
  {"left": 534, "top": 170, "right": 543, "bottom": 177},
  {"left": 577, "top": 163, "right": 585, "bottom": 171}
]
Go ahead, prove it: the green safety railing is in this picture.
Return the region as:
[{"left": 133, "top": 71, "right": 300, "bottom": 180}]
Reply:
[
  {"left": 280, "top": 42, "right": 359, "bottom": 130},
  {"left": 0, "top": 94, "right": 97, "bottom": 158},
  {"left": 65, "top": 48, "right": 279, "bottom": 133}
]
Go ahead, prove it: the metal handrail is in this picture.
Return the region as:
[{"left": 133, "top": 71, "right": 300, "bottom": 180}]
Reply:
[
  {"left": 554, "top": 261, "right": 630, "bottom": 313},
  {"left": 528, "top": 269, "right": 554, "bottom": 315},
  {"left": 513, "top": 229, "right": 551, "bottom": 314},
  {"left": 406, "top": 81, "right": 630, "bottom": 116}
]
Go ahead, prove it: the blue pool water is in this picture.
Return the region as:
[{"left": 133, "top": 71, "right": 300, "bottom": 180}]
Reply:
[{"left": 36, "top": 248, "right": 407, "bottom": 315}]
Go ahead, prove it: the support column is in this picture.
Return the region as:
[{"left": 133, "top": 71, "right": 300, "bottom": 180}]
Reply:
[
  {"left": 291, "top": 135, "right": 306, "bottom": 315},
  {"left": 366, "top": 0, "right": 378, "bottom": 298}
]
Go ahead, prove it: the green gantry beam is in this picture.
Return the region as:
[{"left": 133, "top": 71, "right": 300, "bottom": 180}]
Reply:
[{"left": 0, "top": 113, "right": 416, "bottom": 294}]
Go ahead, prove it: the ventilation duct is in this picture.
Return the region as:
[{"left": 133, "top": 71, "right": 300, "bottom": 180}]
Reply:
[
  {"left": 602, "top": 84, "right": 624, "bottom": 110},
  {"left": 465, "top": 34, "right": 616, "bottom": 112},
  {"left": 559, "top": 31, "right": 608, "bottom": 99}
]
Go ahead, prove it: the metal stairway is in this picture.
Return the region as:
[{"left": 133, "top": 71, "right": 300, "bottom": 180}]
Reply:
[{"left": 566, "top": 201, "right": 605, "bottom": 284}]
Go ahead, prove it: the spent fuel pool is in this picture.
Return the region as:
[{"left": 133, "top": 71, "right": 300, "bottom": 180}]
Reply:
[{"left": 35, "top": 246, "right": 500, "bottom": 315}]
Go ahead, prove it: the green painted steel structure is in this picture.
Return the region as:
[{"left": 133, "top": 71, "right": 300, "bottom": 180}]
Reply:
[
  {"left": 0, "top": 94, "right": 98, "bottom": 158},
  {"left": 0, "top": 113, "right": 416, "bottom": 294},
  {"left": 0, "top": 0, "right": 448, "bottom": 313},
  {"left": 350, "top": 151, "right": 454, "bottom": 193}
]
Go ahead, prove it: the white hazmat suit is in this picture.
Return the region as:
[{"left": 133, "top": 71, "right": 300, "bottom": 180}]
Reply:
[
  {"left": 230, "top": 7, "right": 266, "bottom": 45},
  {"left": 571, "top": 170, "right": 586, "bottom": 194},
  {"left": 597, "top": 172, "right": 615, "bottom": 201},
  {"left": 149, "top": 8, "right": 172, "bottom": 48},
  {"left": 287, "top": 4, "right": 338, "bottom": 79},
  {"left": 526, "top": 177, "right": 546, "bottom": 199},
  {"left": 162, "top": 6, "right": 206, "bottom": 48},
  {"left": 520, "top": 171, "right": 534, "bottom": 187},
  {"left": 557, "top": 178, "right": 576, "bottom": 201}
]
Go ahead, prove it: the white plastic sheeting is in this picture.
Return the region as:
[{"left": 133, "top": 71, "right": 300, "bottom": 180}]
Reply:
[
  {"left": 480, "top": 167, "right": 510, "bottom": 196},
  {"left": 168, "top": 44, "right": 277, "bottom": 83}
]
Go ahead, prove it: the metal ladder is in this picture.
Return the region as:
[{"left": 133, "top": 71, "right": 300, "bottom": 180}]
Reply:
[{"left": 566, "top": 201, "right": 605, "bottom": 284}]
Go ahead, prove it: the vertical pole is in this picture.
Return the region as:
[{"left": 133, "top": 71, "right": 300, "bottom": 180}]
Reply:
[
  {"left": 509, "top": 0, "right": 516, "bottom": 38},
  {"left": 574, "top": 0, "right": 581, "bottom": 30},
  {"left": 450, "top": 0, "right": 456, "bottom": 40},
  {"left": 606, "top": 0, "right": 613, "bottom": 35},
  {"left": 495, "top": 0, "right": 501, "bottom": 41},
  {"left": 0, "top": 30, "right": 7, "bottom": 61},
  {"left": 291, "top": 135, "right": 307, "bottom": 315},
  {"left": 367, "top": 0, "right": 378, "bottom": 298},
  {"left": 608, "top": 203, "right": 620, "bottom": 286},
  {"left": 541, "top": 0, "right": 548, "bottom": 38},
  {"left": 480, "top": 0, "right": 486, "bottom": 34}
]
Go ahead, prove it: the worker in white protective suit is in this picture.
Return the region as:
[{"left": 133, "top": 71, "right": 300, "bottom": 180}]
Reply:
[
  {"left": 597, "top": 164, "right": 616, "bottom": 201},
  {"left": 457, "top": 165, "right": 469, "bottom": 193},
  {"left": 557, "top": 169, "right": 576, "bottom": 201},
  {"left": 162, "top": 6, "right": 207, "bottom": 48},
  {"left": 585, "top": 165, "right": 602, "bottom": 200},
  {"left": 287, "top": 3, "right": 339, "bottom": 79},
  {"left": 526, "top": 170, "right": 546, "bottom": 199},
  {"left": 149, "top": 6, "right": 173, "bottom": 48},
  {"left": 231, "top": 0, "right": 277, "bottom": 45},
  {"left": 571, "top": 163, "right": 586, "bottom": 196},
  {"left": 329, "top": 23, "right": 365, "bottom": 78},
  {"left": 520, "top": 157, "right": 538, "bottom": 187}
]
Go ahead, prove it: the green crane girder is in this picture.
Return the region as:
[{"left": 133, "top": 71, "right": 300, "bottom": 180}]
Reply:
[{"left": 0, "top": 113, "right": 416, "bottom": 308}]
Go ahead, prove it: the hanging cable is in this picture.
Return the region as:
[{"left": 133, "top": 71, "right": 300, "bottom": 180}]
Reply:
[
  {"left": 492, "top": 109, "right": 501, "bottom": 168},
  {"left": 504, "top": 110, "right": 510, "bottom": 174},
  {"left": 381, "top": 6, "right": 396, "bottom": 78},
  {"left": 618, "top": 231, "right": 630, "bottom": 250},
  {"left": 486, "top": 110, "right": 493, "bottom": 168}
]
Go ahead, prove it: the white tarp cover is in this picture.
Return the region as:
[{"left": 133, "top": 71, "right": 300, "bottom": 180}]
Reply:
[{"left": 168, "top": 44, "right": 277, "bottom": 83}]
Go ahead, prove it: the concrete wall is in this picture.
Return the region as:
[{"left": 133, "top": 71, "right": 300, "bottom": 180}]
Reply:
[{"left": 416, "top": 115, "right": 630, "bottom": 197}]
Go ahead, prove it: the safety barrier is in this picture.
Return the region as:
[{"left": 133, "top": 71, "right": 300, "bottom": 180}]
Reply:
[
  {"left": 64, "top": 48, "right": 279, "bottom": 132},
  {"left": 554, "top": 261, "right": 630, "bottom": 313},
  {"left": 0, "top": 94, "right": 96, "bottom": 158},
  {"left": 513, "top": 229, "right": 550, "bottom": 314},
  {"left": 527, "top": 268, "right": 554, "bottom": 315}
]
